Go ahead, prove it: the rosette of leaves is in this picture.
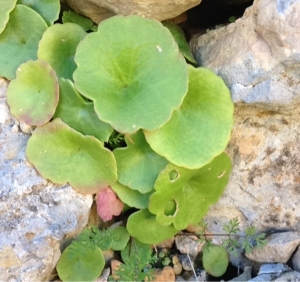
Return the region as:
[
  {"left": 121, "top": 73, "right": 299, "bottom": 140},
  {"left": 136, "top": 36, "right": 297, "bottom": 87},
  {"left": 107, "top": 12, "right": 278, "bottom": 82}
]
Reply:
[{"left": 73, "top": 15, "right": 188, "bottom": 134}]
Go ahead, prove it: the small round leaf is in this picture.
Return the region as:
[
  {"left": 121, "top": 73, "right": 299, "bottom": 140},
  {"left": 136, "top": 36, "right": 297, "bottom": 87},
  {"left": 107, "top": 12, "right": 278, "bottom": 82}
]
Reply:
[
  {"left": 145, "top": 65, "right": 234, "bottom": 169},
  {"left": 0, "top": 4, "right": 47, "bottom": 79},
  {"left": 113, "top": 130, "right": 168, "bottom": 193},
  {"left": 74, "top": 15, "right": 188, "bottom": 134},
  {"left": 17, "top": 0, "right": 60, "bottom": 26},
  {"left": 38, "top": 23, "right": 86, "bottom": 80},
  {"left": 7, "top": 60, "right": 59, "bottom": 126},
  {"left": 26, "top": 118, "right": 118, "bottom": 194},
  {"left": 127, "top": 209, "right": 178, "bottom": 245},
  {"left": 0, "top": 0, "right": 17, "bottom": 34},
  {"left": 203, "top": 245, "right": 229, "bottom": 277},
  {"left": 62, "top": 10, "right": 94, "bottom": 31},
  {"left": 54, "top": 78, "right": 113, "bottom": 142},
  {"left": 57, "top": 244, "right": 105, "bottom": 281},
  {"left": 110, "top": 226, "right": 130, "bottom": 251}
]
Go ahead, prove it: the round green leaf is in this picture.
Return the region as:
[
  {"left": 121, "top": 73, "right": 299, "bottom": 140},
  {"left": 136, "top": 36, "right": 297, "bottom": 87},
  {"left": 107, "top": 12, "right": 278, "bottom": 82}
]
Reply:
[
  {"left": 62, "top": 10, "right": 94, "bottom": 31},
  {"left": 74, "top": 15, "right": 188, "bottom": 134},
  {"left": 203, "top": 245, "right": 229, "bottom": 277},
  {"left": 113, "top": 130, "right": 168, "bottom": 193},
  {"left": 38, "top": 23, "right": 86, "bottom": 80},
  {"left": 110, "top": 226, "right": 130, "bottom": 251},
  {"left": 7, "top": 60, "right": 59, "bottom": 126},
  {"left": 0, "top": 4, "right": 47, "bottom": 80},
  {"left": 26, "top": 118, "right": 118, "bottom": 194},
  {"left": 162, "top": 21, "right": 197, "bottom": 64},
  {"left": 54, "top": 78, "right": 113, "bottom": 142},
  {"left": 0, "top": 0, "right": 17, "bottom": 34},
  {"left": 57, "top": 244, "right": 105, "bottom": 281},
  {"left": 145, "top": 65, "right": 234, "bottom": 169},
  {"left": 127, "top": 209, "right": 178, "bottom": 245},
  {"left": 17, "top": 0, "right": 60, "bottom": 26},
  {"left": 111, "top": 182, "right": 152, "bottom": 209},
  {"left": 148, "top": 153, "right": 232, "bottom": 230}
]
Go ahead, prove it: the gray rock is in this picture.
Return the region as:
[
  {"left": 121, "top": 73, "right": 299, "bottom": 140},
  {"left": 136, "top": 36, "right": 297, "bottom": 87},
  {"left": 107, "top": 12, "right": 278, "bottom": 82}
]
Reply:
[
  {"left": 0, "top": 77, "right": 93, "bottom": 281},
  {"left": 292, "top": 246, "right": 300, "bottom": 272},
  {"left": 178, "top": 254, "right": 193, "bottom": 271},
  {"left": 258, "top": 263, "right": 290, "bottom": 275},
  {"left": 229, "top": 266, "right": 252, "bottom": 281},
  {"left": 246, "top": 232, "right": 300, "bottom": 263},
  {"left": 190, "top": 0, "right": 300, "bottom": 107},
  {"left": 273, "top": 271, "right": 300, "bottom": 281},
  {"left": 175, "top": 234, "right": 204, "bottom": 257},
  {"left": 248, "top": 274, "right": 272, "bottom": 282},
  {"left": 62, "top": 0, "right": 201, "bottom": 24}
]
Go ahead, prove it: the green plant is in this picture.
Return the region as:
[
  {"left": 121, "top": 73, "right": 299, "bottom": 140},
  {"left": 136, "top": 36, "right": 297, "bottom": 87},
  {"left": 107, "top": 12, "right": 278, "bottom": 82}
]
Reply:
[
  {"left": 195, "top": 218, "right": 267, "bottom": 277},
  {"left": 1, "top": 2, "right": 235, "bottom": 280}
]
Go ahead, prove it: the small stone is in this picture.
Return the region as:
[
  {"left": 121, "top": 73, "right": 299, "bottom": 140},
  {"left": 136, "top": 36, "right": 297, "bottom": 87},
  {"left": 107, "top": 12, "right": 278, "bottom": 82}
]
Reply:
[
  {"left": 151, "top": 266, "right": 175, "bottom": 282},
  {"left": 11, "top": 124, "right": 19, "bottom": 132},
  {"left": 258, "top": 263, "right": 290, "bottom": 275},
  {"left": 96, "top": 268, "right": 110, "bottom": 282},
  {"left": 19, "top": 121, "right": 33, "bottom": 134},
  {"left": 175, "top": 234, "right": 204, "bottom": 257},
  {"left": 110, "top": 259, "right": 122, "bottom": 280},
  {"left": 246, "top": 232, "right": 300, "bottom": 263},
  {"left": 156, "top": 237, "right": 175, "bottom": 249},
  {"left": 173, "top": 262, "right": 183, "bottom": 275},
  {"left": 292, "top": 246, "right": 300, "bottom": 272},
  {"left": 178, "top": 254, "right": 194, "bottom": 271},
  {"left": 229, "top": 266, "right": 252, "bottom": 281}
]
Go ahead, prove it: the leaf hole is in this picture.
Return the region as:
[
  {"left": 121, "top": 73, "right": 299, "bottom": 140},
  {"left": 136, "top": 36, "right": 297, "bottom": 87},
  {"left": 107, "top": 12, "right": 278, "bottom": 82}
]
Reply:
[
  {"left": 218, "top": 171, "right": 226, "bottom": 178},
  {"left": 164, "top": 200, "right": 177, "bottom": 216},
  {"left": 169, "top": 170, "right": 179, "bottom": 182}
]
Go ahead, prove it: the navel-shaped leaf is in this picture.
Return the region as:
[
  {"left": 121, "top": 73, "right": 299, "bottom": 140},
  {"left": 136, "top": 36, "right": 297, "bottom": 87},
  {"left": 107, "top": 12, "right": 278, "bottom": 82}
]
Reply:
[
  {"left": 127, "top": 209, "right": 178, "bottom": 245},
  {"left": 148, "top": 153, "right": 232, "bottom": 230},
  {"left": 38, "top": 23, "right": 86, "bottom": 80},
  {"left": 57, "top": 244, "right": 105, "bottom": 281},
  {"left": 26, "top": 118, "right": 118, "bottom": 194},
  {"left": 62, "top": 10, "right": 94, "bottom": 31},
  {"left": 0, "top": 4, "right": 47, "bottom": 79},
  {"left": 7, "top": 60, "right": 59, "bottom": 126},
  {"left": 17, "top": 0, "right": 60, "bottom": 26},
  {"left": 145, "top": 66, "right": 234, "bottom": 169},
  {"left": 54, "top": 79, "right": 113, "bottom": 142},
  {"left": 74, "top": 15, "right": 188, "bottom": 134},
  {"left": 203, "top": 245, "right": 229, "bottom": 277},
  {"left": 0, "top": 0, "right": 17, "bottom": 34},
  {"left": 111, "top": 182, "right": 152, "bottom": 209},
  {"left": 113, "top": 130, "right": 168, "bottom": 193},
  {"left": 162, "top": 21, "right": 197, "bottom": 64}
]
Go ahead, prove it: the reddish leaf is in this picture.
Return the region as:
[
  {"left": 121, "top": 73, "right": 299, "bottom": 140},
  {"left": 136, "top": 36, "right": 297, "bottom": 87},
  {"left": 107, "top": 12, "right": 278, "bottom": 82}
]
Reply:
[{"left": 96, "top": 187, "right": 124, "bottom": 222}]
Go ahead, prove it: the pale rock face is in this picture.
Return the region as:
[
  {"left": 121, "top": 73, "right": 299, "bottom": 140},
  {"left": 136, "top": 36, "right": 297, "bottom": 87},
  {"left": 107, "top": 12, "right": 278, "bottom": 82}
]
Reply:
[
  {"left": 62, "top": 0, "right": 201, "bottom": 23},
  {"left": 0, "top": 78, "right": 93, "bottom": 281},
  {"left": 191, "top": 0, "right": 300, "bottom": 106}
]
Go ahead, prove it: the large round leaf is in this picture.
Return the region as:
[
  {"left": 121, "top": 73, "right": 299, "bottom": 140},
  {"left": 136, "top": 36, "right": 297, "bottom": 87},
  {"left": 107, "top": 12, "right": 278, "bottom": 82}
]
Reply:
[
  {"left": 145, "top": 65, "right": 234, "bottom": 169},
  {"left": 127, "top": 209, "right": 178, "bottom": 245},
  {"left": 38, "top": 23, "right": 86, "bottom": 80},
  {"left": 0, "top": 4, "right": 47, "bottom": 79},
  {"left": 7, "top": 60, "right": 59, "bottom": 126},
  {"left": 74, "top": 15, "right": 188, "bottom": 134},
  {"left": 17, "top": 0, "right": 60, "bottom": 26},
  {"left": 57, "top": 244, "right": 104, "bottom": 281},
  {"left": 26, "top": 118, "right": 118, "bottom": 194},
  {"left": 111, "top": 182, "right": 152, "bottom": 209},
  {"left": 148, "top": 153, "right": 232, "bottom": 230},
  {"left": 0, "top": 0, "right": 17, "bottom": 34},
  {"left": 113, "top": 130, "right": 168, "bottom": 193},
  {"left": 54, "top": 78, "right": 113, "bottom": 142}
]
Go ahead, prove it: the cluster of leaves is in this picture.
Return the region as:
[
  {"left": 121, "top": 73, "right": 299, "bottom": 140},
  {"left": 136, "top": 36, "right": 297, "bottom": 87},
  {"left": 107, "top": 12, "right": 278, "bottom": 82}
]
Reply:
[
  {"left": 196, "top": 218, "right": 267, "bottom": 277},
  {"left": 1, "top": 1, "right": 235, "bottom": 280}
]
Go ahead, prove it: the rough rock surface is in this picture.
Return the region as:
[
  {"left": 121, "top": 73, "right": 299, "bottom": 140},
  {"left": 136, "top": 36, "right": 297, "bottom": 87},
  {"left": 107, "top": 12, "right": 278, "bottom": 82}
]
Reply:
[
  {"left": 292, "top": 246, "right": 300, "bottom": 272},
  {"left": 246, "top": 232, "right": 300, "bottom": 263},
  {"left": 0, "top": 78, "right": 93, "bottom": 281},
  {"left": 191, "top": 0, "right": 300, "bottom": 107},
  {"left": 62, "top": 0, "right": 201, "bottom": 24},
  {"left": 190, "top": 0, "right": 300, "bottom": 242}
]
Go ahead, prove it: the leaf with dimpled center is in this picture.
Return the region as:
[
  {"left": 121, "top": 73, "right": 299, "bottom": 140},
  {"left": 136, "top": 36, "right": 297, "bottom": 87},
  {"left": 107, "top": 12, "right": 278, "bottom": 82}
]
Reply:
[
  {"left": 145, "top": 65, "right": 234, "bottom": 169},
  {"left": 38, "top": 23, "right": 86, "bottom": 80},
  {"left": 53, "top": 78, "right": 113, "bottom": 142},
  {"left": 148, "top": 153, "right": 232, "bottom": 230},
  {"left": 17, "top": 0, "right": 60, "bottom": 26},
  {"left": 74, "top": 15, "right": 188, "bottom": 134},
  {"left": 0, "top": 0, "right": 17, "bottom": 34},
  {"left": 7, "top": 60, "right": 59, "bottom": 126},
  {"left": 113, "top": 130, "right": 168, "bottom": 193},
  {"left": 26, "top": 118, "right": 118, "bottom": 194},
  {"left": 0, "top": 4, "right": 47, "bottom": 79}
]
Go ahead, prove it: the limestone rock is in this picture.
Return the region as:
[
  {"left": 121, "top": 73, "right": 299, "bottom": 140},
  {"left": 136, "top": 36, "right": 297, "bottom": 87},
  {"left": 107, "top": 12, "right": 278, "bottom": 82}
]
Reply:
[
  {"left": 0, "top": 77, "right": 93, "bottom": 281},
  {"left": 175, "top": 234, "right": 204, "bottom": 257},
  {"left": 191, "top": 0, "right": 300, "bottom": 107},
  {"left": 292, "top": 246, "right": 300, "bottom": 272},
  {"left": 246, "top": 232, "right": 300, "bottom": 263},
  {"left": 62, "top": 0, "right": 201, "bottom": 24}
]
